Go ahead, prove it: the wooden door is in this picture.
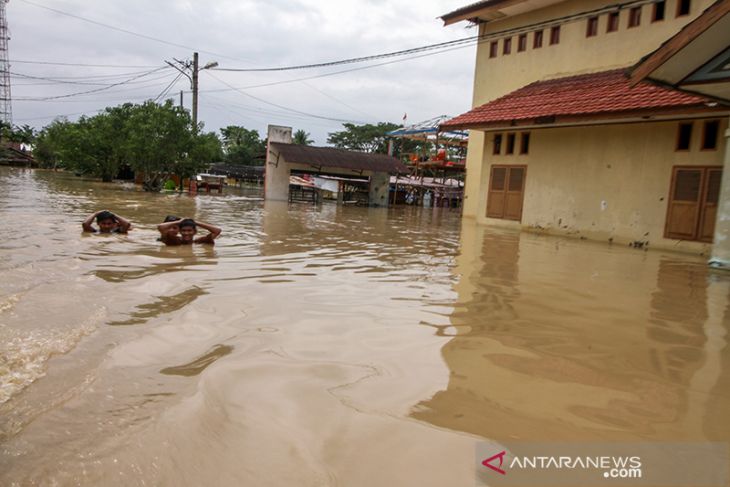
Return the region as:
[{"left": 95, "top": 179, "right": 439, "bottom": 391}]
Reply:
[
  {"left": 665, "top": 166, "right": 722, "bottom": 242},
  {"left": 698, "top": 168, "right": 722, "bottom": 242},
  {"left": 486, "top": 165, "right": 526, "bottom": 221}
]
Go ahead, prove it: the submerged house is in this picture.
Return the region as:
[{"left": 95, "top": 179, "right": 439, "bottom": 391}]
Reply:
[
  {"left": 440, "top": 0, "right": 730, "bottom": 256},
  {"left": 265, "top": 125, "right": 407, "bottom": 207}
]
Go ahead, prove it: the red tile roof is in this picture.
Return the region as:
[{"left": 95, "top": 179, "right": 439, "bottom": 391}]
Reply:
[{"left": 441, "top": 69, "right": 714, "bottom": 130}]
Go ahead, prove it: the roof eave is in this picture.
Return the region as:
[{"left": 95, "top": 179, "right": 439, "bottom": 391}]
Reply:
[{"left": 441, "top": 105, "right": 729, "bottom": 131}]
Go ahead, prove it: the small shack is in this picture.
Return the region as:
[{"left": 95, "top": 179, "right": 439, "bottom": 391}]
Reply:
[{"left": 265, "top": 125, "right": 407, "bottom": 207}]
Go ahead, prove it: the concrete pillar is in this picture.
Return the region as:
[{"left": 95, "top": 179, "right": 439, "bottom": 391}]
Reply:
[
  {"left": 264, "top": 125, "right": 292, "bottom": 202},
  {"left": 368, "top": 171, "right": 390, "bottom": 207},
  {"left": 709, "top": 121, "right": 730, "bottom": 268}
]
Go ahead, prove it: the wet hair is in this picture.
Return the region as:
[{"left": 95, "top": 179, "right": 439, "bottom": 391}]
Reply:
[
  {"left": 96, "top": 210, "right": 116, "bottom": 223},
  {"left": 163, "top": 215, "right": 180, "bottom": 223},
  {"left": 179, "top": 218, "right": 196, "bottom": 229}
]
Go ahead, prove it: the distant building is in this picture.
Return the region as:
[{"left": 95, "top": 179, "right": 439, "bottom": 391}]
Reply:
[{"left": 441, "top": 0, "right": 729, "bottom": 255}]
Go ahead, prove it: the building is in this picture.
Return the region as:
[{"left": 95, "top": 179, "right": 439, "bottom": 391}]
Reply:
[
  {"left": 264, "top": 125, "right": 407, "bottom": 207},
  {"left": 440, "top": 0, "right": 730, "bottom": 255}
]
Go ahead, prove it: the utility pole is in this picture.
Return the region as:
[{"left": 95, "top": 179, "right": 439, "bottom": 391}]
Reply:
[
  {"left": 165, "top": 52, "right": 217, "bottom": 131},
  {"left": 192, "top": 52, "right": 199, "bottom": 128}
]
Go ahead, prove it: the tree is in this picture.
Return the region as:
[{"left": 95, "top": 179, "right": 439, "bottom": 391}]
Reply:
[
  {"left": 34, "top": 100, "right": 222, "bottom": 189},
  {"left": 327, "top": 122, "right": 400, "bottom": 153},
  {"left": 220, "top": 125, "right": 265, "bottom": 166},
  {"left": 293, "top": 129, "right": 314, "bottom": 146}
]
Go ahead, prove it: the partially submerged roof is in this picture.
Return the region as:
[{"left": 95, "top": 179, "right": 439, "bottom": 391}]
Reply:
[
  {"left": 270, "top": 143, "right": 408, "bottom": 174},
  {"left": 441, "top": 69, "right": 724, "bottom": 130},
  {"left": 630, "top": 0, "right": 730, "bottom": 102},
  {"left": 441, "top": 0, "right": 565, "bottom": 26}
]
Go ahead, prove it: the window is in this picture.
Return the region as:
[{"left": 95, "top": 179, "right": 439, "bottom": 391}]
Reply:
[
  {"left": 676, "top": 123, "right": 693, "bottom": 151},
  {"left": 628, "top": 7, "right": 641, "bottom": 27},
  {"left": 586, "top": 16, "right": 599, "bottom": 37},
  {"left": 550, "top": 26, "right": 561, "bottom": 45},
  {"left": 677, "top": 0, "right": 691, "bottom": 17},
  {"left": 503, "top": 37, "right": 512, "bottom": 55},
  {"left": 518, "top": 33, "right": 527, "bottom": 52},
  {"left": 493, "top": 134, "right": 503, "bottom": 155},
  {"left": 487, "top": 165, "right": 527, "bottom": 221},
  {"left": 520, "top": 133, "right": 531, "bottom": 154},
  {"left": 533, "top": 30, "right": 544, "bottom": 48},
  {"left": 652, "top": 1, "right": 666, "bottom": 21},
  {"left": 489, "top": 41, "right": 498, "bottom": 58},
  {"left": 665, "top": 166, "right": 722, "bottom": 242},
  {"left": 702, "top": 120, "right": 720, "bottom": 150},
  {"left": 607, "top": 11, "right": 620, "bottom": 32},
  {"left": 506, "top": 133, "right": 516, "bottom": 154}
]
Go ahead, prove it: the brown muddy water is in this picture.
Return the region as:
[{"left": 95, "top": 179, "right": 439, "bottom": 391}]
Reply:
[{"left": 0, "top": 167, "right": 728, "bottom": 486}]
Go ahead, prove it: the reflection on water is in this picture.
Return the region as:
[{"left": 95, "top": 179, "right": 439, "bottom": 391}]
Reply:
[
  {"left": 0, "top": 167, "right": 728, "bottom": 486},
  {"left": 412, "top": 223, "right": 730, "bottom": 445},
  {"left": 160, "top": 344, "right": 234, "bottom": 377},
  {"left": 108, "top": 286, "right": 208, "bottom": 326}
]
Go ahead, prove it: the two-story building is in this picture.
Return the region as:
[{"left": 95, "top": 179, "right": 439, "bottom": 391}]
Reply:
[{"left": 441, "top": 0, "right": 730, "bottom": 255}]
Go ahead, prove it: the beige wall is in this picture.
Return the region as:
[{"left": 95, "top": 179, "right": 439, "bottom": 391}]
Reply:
[
  {"left": 475, "top": 118, "right": 729, "bottom": 253},
  {"left": 460, "top": 0, "right": 714, "bottom": 218}
]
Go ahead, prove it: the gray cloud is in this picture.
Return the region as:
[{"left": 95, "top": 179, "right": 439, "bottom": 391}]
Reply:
[{"left": 10, "top": 0, "right": 476, "bottom": 144}]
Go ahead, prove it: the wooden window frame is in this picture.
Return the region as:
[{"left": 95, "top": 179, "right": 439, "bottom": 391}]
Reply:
[
  {"left": 493, "top": 134, "right": 503, "bottom": 155},
  {"left": 503, "top": 37, "right": 512, "bottom": 55},
  {"left": 517, "top": 33, "right": 527, "bottom": 52},
  {"left": 607, "top": 11, "right": 620, "bottom": 32},
  {"left": 676, "top": 0, "right": 691, "bottom": 17},
  {"left": 676, "top": 122, "right": 693, "bottom": 151},
  {"left": 549, "top": 26, "right": 561, "bottom": 45},
  {"left": 702, "top": 120, "right": 720, "bottom": 151},
  {"left": 489, "top": 41, "right": 499, "bottom": 58},
  {"left": 520, "top": 132, "right": 531, "bottom": 155},
  {"left": 652, "top": 0, "right": 666, "bottom": 22},
  {"left": 533, "top": 30, "right": 544, "bottom": 48},
  {"left": 486, "top": 165, "right": 528, "bottom": 222},
  {"left": 628, "top": 6, "right": 642, "bottom": 28},
  {"left": 664, "top": 166, "right": 722, "bottom": 242},
  {"left": 586, "top": 16, "right": 599, "bottom": 37},
  {"left": 506, "top": 133, "right": 516, "bottom": 155}
]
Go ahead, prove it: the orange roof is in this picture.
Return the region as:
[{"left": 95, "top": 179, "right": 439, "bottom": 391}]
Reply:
[{"left": 441, "top": 69, "right": 717, "bottom": 130}]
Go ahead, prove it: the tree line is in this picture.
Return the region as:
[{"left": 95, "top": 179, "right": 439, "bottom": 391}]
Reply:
[{"left": 13, "top": 100, "right": 424, "bottom": 190}]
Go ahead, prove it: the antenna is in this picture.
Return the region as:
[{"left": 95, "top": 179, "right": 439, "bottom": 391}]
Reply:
[{"left": 0, "top": 0, "right": 12, "bottom": 125}]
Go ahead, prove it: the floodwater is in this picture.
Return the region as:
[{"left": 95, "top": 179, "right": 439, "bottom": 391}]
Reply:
[{"left": 0, "top": 167, "right": 728, "bottom": 486}]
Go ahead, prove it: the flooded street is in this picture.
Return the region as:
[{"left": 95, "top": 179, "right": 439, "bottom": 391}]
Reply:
[{"left": 0, "top": 167, "right": 728, "bottom": 486}]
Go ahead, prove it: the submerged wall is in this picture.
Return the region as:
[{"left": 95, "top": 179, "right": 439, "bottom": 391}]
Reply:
[{"left": 474, "top": 118, "right": 728, "bottom": 253}]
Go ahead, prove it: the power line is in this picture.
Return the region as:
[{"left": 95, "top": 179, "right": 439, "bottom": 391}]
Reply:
[
  {"left": 212, "top": 34, "right": 482, "bottom": 73},
  {"left": 203, "top": 70, "right": 365, "bottom": 125},
  {"left": 15, "top": 66, "right": 170, "bottom": 101},
  {"left": 10, "top": 59, "right": 162, "bottom": 68}
]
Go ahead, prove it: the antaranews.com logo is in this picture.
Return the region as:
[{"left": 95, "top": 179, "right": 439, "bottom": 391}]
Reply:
[
  {"left": 475, "top": 442, "right": 727, "bottom": 486},
  {"left": 482, "top": 450, "right": 642, "bottom": 479}
]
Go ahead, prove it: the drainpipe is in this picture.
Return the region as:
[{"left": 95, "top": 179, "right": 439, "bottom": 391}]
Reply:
[{"left": 709, "top": 119, "right": 730, "bottom": 268}]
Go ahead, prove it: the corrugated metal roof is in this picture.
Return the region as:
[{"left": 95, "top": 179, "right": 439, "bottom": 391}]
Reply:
[{"left": 270, "top": 143, "right": 408, "bottom": 174}]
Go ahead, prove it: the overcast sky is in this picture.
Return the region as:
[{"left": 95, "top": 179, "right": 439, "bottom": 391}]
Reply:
[{"left": 9, "top": 0, "right": 477, "bottom": 145}]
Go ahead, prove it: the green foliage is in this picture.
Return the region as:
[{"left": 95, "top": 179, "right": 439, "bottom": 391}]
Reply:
[
  {"left": 34, "top": 101, "right": 222, "bottom": 190},
  {"left": 293, "top": 129, "right": 314, "bottom": 146},
  {"left": 220, "top": 126, "right": 265, "bottom": 166},
  {"left": 326, "top": 122, "right": 400, "bottom": 153},
  {"left": 164, "top": 179, "right": 177, "bottom": 191}
]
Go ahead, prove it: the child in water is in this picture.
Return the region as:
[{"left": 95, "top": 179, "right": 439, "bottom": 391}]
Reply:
[
  {"left": 82, "top": 210, "right": 131, "bottom": 234},
  {"left": 157, "top": 218, "right": 221, "bottom": 245}
]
